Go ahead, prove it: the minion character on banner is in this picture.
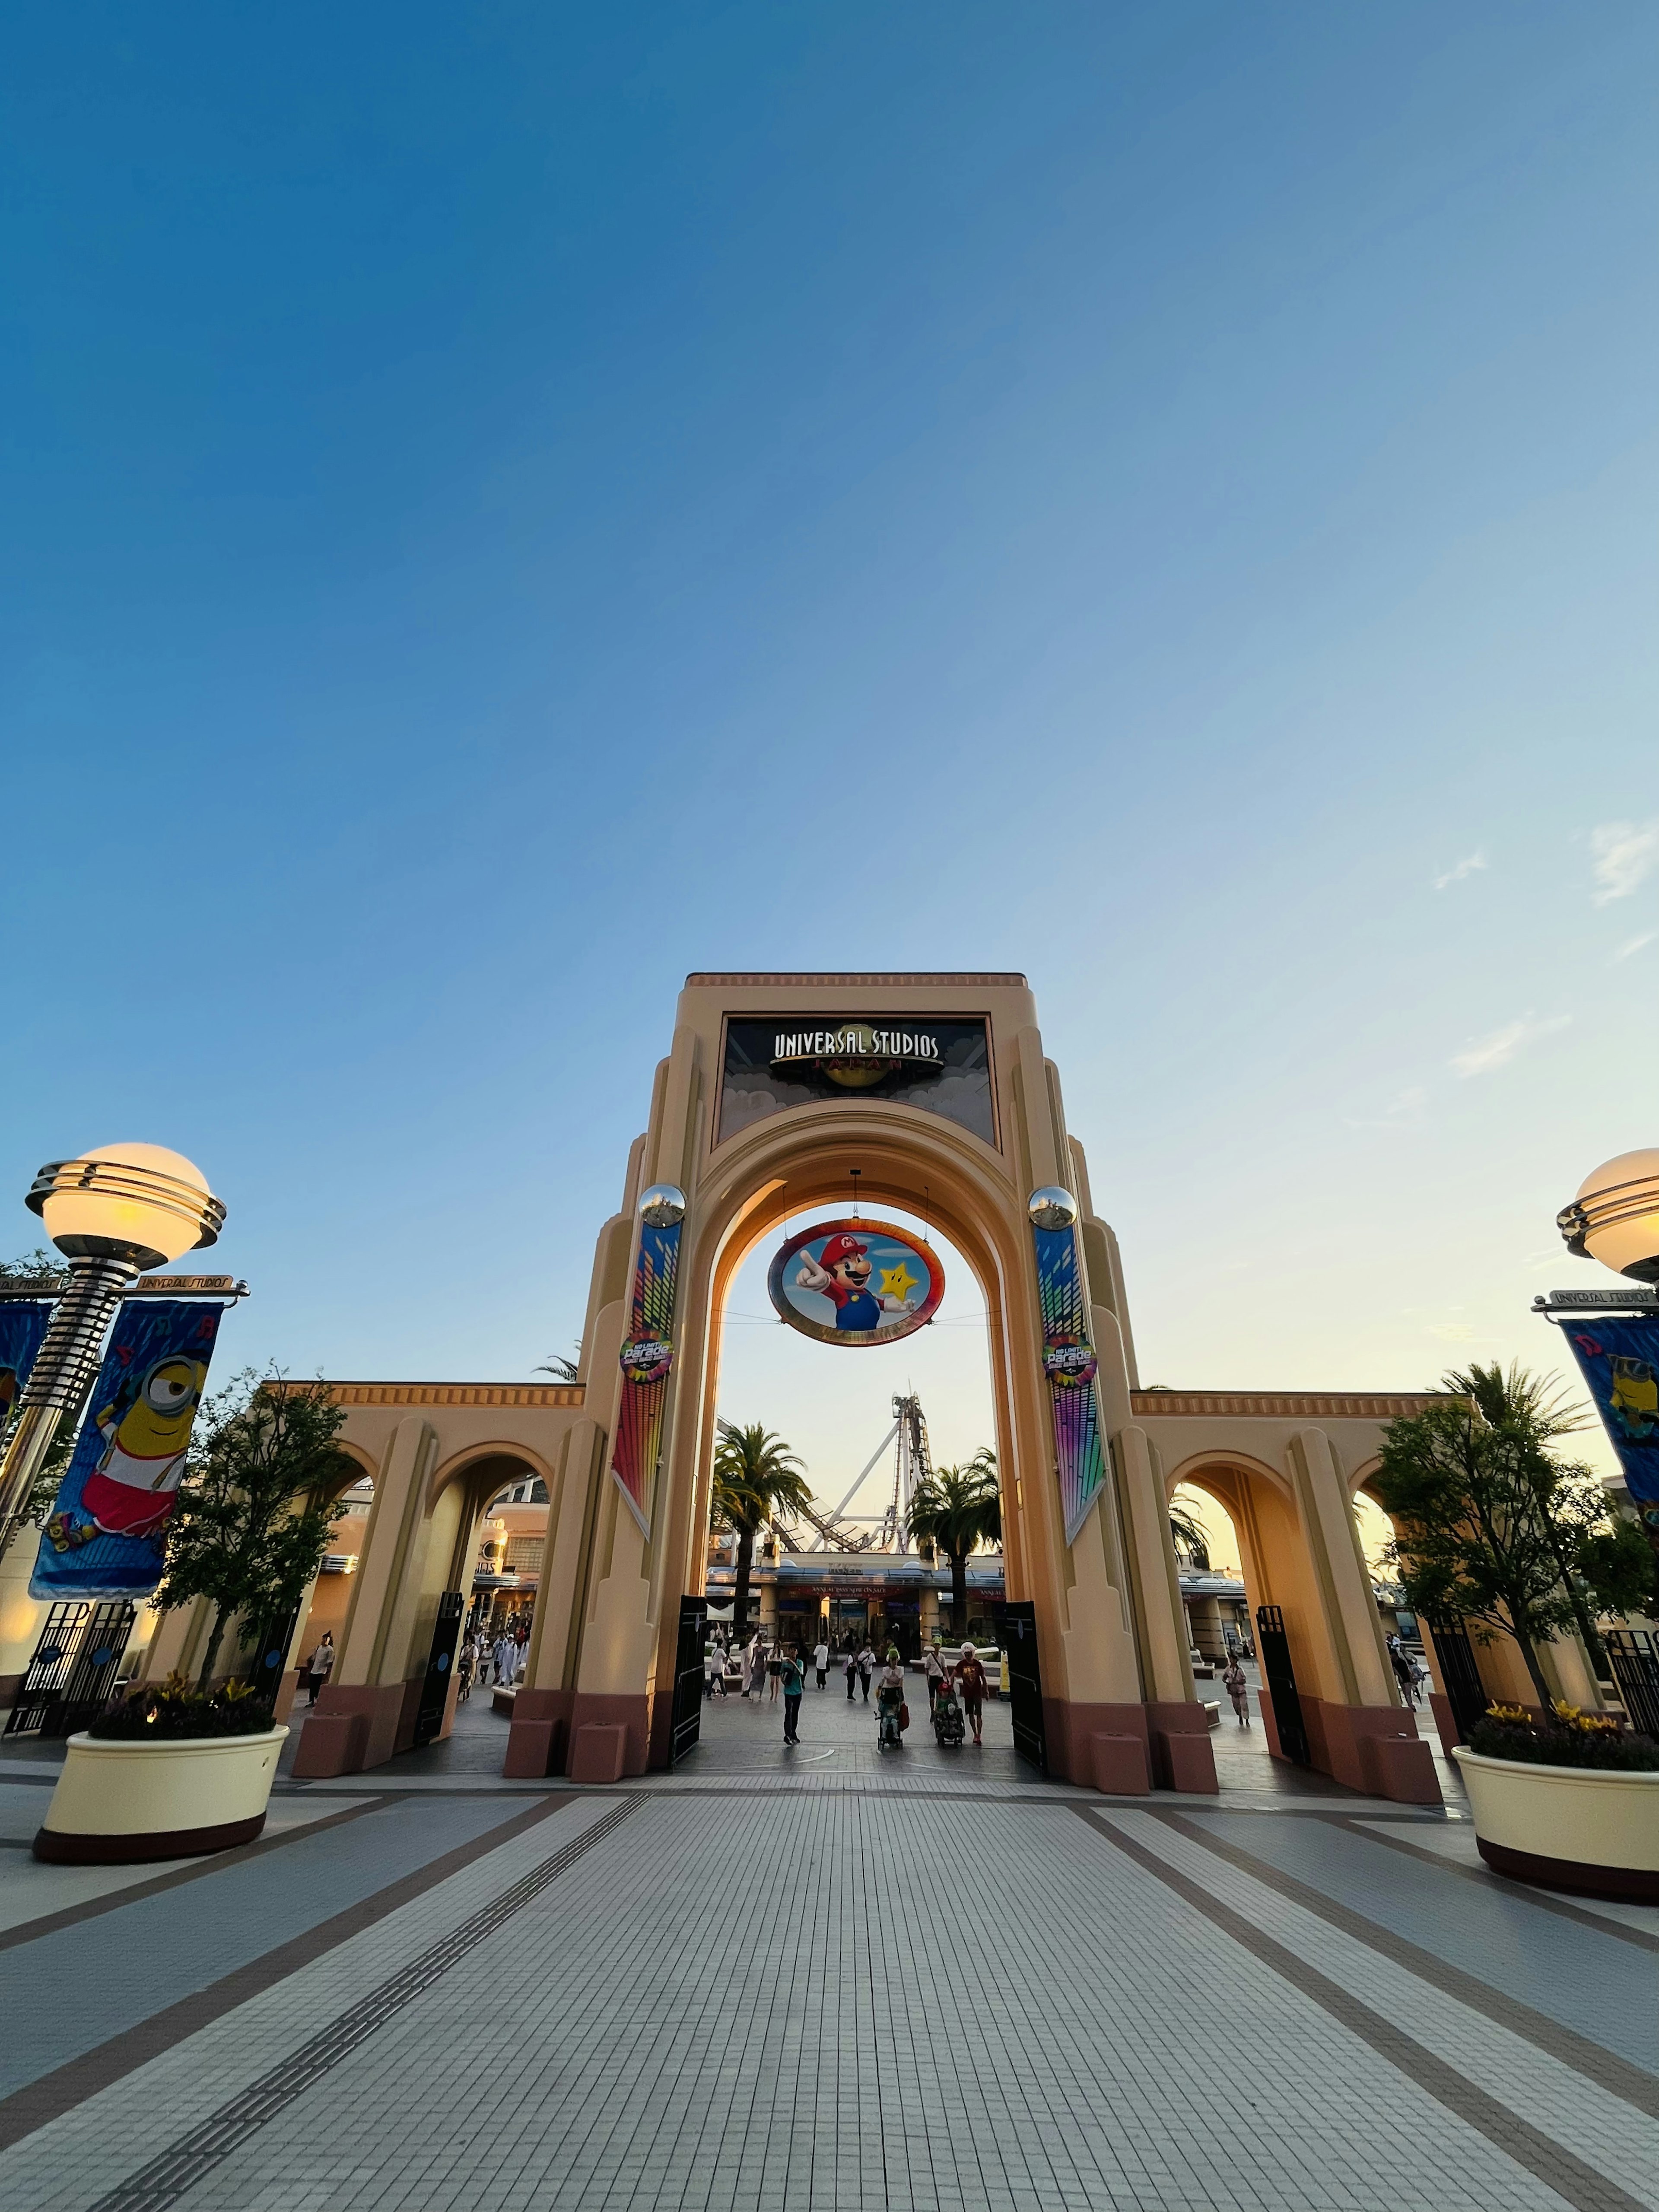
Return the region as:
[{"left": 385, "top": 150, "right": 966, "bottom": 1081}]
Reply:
[
  {"left": 32, "top": 1299, "right": 226, "bottom": 1599},
  {"left": 77, "top": 1354, "right": 209, "bottom": 1538}
]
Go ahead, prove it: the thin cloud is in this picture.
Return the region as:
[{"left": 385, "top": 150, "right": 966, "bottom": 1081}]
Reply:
[
  {"left": 1433, "top": 849, "right": 1487, "bottom": 891},
  {"left": 1450, "top": 1011, "right": 1571, "bottom": 1079},
  {"left": 1614, "top": 929, "right": 1656, "bottom": 962},
  {"left": 1345, "top": 1085, "right": 1427, "bottom": 1130},
  {"left": 1590, "top": 818, "right": 1659, "bottom": 905}
]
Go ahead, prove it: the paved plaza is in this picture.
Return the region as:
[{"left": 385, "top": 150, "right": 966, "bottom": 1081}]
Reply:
[{"left": 0, "top": 1680, "right": 1653, "bottom": 2212}]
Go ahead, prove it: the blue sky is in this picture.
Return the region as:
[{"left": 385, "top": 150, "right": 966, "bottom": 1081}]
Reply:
[{"left": 3, "top": 5, "right": 1655, "bottom": 1491}]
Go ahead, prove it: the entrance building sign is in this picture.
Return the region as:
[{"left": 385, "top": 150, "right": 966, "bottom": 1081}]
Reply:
[
  {"left": 767, "top": 1219, "right": 944, "bottom": 1347},
  {"left": 717, "top": 1016, "right": 995, "bottom": 1146}
]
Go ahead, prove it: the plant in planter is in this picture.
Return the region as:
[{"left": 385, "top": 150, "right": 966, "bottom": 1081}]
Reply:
[
  {"left": 34, "top": 1371, "right": 353, "bottom": 1865},
  {"left": 1374, "top": 1361, "right": 1655, "bottom": 1712},
  {"left": 1376, "top": 1362, "right": 1659, "bottom": 1899}
]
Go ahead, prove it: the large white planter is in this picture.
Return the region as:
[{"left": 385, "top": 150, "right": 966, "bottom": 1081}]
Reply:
[
  {"left": 34, "top": 1727, "right": 289, "bottom": 1865},
  {"left": 1451, "top": 1746, "right": 1659, "bottom": 1902}
]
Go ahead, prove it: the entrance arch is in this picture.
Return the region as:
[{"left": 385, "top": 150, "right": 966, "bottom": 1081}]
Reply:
[{"left": 318, "top": 976, "right": 1474, "bottom": 1803}]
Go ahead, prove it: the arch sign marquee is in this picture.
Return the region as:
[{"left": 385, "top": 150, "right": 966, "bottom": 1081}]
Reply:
[{"left": 766, "top": 1219, "right": 945, "bottom": 1346}]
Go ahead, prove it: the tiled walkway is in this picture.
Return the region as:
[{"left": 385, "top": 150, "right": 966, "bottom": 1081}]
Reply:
[{"left": 0, "top": 1693, "right": 1651, "bottom": 2211}]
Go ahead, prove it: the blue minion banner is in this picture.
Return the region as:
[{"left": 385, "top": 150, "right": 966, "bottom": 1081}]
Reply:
[
  {"left": 1560, "top": 1315, "right": 1659, "bottom": 1505},
  {"left": 32, "top": 1300, "right": 226, "bottom": 1600},
  {"left": 0, "top": 1303, "right": 53, "bottom": 1434}
]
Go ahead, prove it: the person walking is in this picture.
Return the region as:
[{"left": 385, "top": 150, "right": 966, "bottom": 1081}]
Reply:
[
  {"left": 844, "top": 1646, "right": 858, "bottom": 1699},
  {"left": 303, "top": 1631, "right": 335, "bottom": 1705},
  {"left": 1222, "top": 1654, "right": 1250, "bottom": 1725},
  {"left": 781, "top": 1646, "right": 805, "bottom": 1743},
  {"left": 746, "top": 1634, "right": 768, "bottom": 1700},
  {"left": 954, "top": 1642, "right": 987, "bottom": 1745},
  {"left": 768, "top": 1644, "right": 783, "bottom": 1703},
  {"left": 813, "top": 1637, "right": 830, "bottom": 1689},
  {"left": 456, "top": 1639, "right": 475, "bottom": 1705},
  {"left": 494, "top": 1631, "right": 515, "bottom": 1689},
  {"left": 923, "top": 1641, "right": 945, "bottom": 1715},
  {"left": 706, "top": 1639, "right": 725, "bottom": 1698},
  {"left": 1388, "top": 1639, "right": 1416, "bottom": 1706},
  {"left": 857, "top": 1643, "right": 875, "bottom": 1702}
]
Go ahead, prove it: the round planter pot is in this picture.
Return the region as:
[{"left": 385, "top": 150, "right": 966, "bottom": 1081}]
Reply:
[
  {"left": 1451, "top": 1745, "right": 1659, "bottom": 1902},
  {"left": 33, "top": 1727, "right": 289, "bottom": 1864}
]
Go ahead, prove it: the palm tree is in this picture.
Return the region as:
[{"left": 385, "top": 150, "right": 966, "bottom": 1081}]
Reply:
[
  {"left": 1168, "top": 1498, "right": 1210, "bottom": 1570},
  {"left": 710, "top": 1419, "right": 811, "bottom": 1642},
  {"left": 1441, "top": 1359, "right": 1605, "bottom": 1671},
  {"left": 908, "top": 1449, "right": 1001, "bottom": 1639}
]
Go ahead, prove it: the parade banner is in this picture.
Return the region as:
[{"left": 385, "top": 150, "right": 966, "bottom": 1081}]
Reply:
[
  {"left": 1031, "top": 1220, "right": 1107, "bottom": 1545},
  {"left": 0, "top": 1302, "right": 53, "bottom": 1433},
  {"left": 1560, "top": 1314, "right": 1659, "bottom": 1505},
  {"left": 32, "top": 1300, "right": 225, "bottom": 1599},
  {"left": 611, "top": 1217, "right": 683, "bottom": 1537}
]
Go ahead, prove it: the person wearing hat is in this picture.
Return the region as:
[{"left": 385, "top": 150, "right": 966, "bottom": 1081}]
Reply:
[
  {"left": 795, "top": 1233, "right": 915, "bottom": 1333},
  {"left": 954, "top": 1642, "right": 988, "bottom": 1745}
]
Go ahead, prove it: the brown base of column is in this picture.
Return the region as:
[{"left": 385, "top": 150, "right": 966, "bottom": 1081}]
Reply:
[
  {"left": 1303, "top": 1698, "right": 1442, "bottom": 1805},
  {"left": 1428, "top": 1692, "right": 1462, "bottom": 1758},
  {"left": 569, "top": 1692, "right": 651, "bottom": 1777},
  {"left": 290, "top": 1683, "right": 408, "bottom": 1778},
  {"left": 33, "top": 1812, "right": 266, "bottom": 1864},
  {"left": 1042, "top": 1700, "right": 1219, "bottom": 1792},
  {"left": 505, "top": 1688, "right": 574, "bottom": 1777},
  {"left": 1475, "top": 1835, "right": 1659, "bottom": 1904}
]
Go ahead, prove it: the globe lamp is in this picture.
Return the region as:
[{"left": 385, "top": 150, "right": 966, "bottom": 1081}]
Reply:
[{"left": 1557, "top": 1149, "right": 1659, "bottom": 1284}]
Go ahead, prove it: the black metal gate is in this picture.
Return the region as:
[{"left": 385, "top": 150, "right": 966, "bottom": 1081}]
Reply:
[
  {"left": 995, "top": 1600, "right": 1046, "bottom": 1774},
  {"left": 1605, "top": 1628, "right": 1659, "bottom": 1740},
  {"left": 6, "top": 1601, "right": 136, "bottom": 1738},
  {"left": 1425, "top": 1613, "right": 1491, "bottom": 1744},
  {"left": 239, "top": 1605, "right": 302, "bottom": 1705},
  {"left": 1255, "top": 1604, "right": 1310, "bottom": 1766},
  {"left": 670, "top": 1595, "right": 709, "bottom": 1763},
  {"left": 412, "top": 1590, "right": 466, "bottom": 1748}
]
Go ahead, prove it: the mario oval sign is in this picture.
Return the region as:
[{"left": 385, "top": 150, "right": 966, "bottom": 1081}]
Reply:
[{"left": 766, "top": 1219, "right": 945, "bottom": 1348}]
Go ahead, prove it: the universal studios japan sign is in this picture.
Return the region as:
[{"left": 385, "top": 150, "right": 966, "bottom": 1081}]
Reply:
[{"left": 770, "top": 1024, "right": 944, "bottom": 1089}]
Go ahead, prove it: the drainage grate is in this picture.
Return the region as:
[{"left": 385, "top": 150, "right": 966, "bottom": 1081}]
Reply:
[{"left": 88, "top": 1798, "right": 639, "bottom": 2212}]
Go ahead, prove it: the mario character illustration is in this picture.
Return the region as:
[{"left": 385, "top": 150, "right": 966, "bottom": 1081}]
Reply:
[
  {"left": 795, "top": 1232, "right": 916, "bottom": 1332},
  {"left": 76, "top": 1354, "right": 209, "bottom": 1539}
]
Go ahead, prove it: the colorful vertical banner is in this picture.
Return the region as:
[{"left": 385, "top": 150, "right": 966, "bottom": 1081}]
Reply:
[
  {"left": 611, "top": 1218, "right": 683, "bottom": 1535},
  {"left": 1031, "top": 1221, "right": 1107, "bottom": 1545},
  {"left": 0, "top": 1302, "right": 53, "bottom": 1433},
  {"left": 31, "top": 1300, "right": 225, "bottom": 1600},
  {"left": 1560, "top": 1315, "right": 1659, "bottom": 1504}
]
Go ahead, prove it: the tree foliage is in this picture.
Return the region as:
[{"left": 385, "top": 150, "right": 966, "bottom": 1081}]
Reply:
[
  {"left": 0, "top": 1250, "right": 77, "bottom": 1535},
  {"left": 710, "top": 1419, "right": 811, "bottom": 1642},
  {"left": 1373, "top": 1360, "right": 1654, "bottom": 1709},
  {"left": 1168, "top": 1498, "right": 1211, "bottom": 1570},
  {"left": 908, "top": 1450, "right": 1001, "bottom": 1637},
  {"left": 155, "top": 1368, "right": 354, "bottom": 1689}
]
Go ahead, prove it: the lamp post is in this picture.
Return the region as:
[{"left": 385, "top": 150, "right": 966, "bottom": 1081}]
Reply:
[
  {"left": 1557, "top": 1149, "right": 1659, "bottom": 1284},
  {"left": 0, "top": 1143, "right": 224, "bottom": 1550}
]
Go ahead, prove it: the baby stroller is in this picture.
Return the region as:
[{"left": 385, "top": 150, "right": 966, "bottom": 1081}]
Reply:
[
  {"left": 876, "top": 1680, "right": 905, "bottom": 1750},
  {"left": 932, "top": 1676, "right": 965, "bottom": 1748}
]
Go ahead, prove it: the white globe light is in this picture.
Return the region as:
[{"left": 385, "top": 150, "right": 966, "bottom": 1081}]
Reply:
[
  {"left": 1557, "top": 1148, "right": 1659, "bottom": 1283},
  {"left": 29, "top": 1142, "right": 224, "bottom": 1268}
]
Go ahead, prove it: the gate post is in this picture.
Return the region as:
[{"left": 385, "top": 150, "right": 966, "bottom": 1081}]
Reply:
[{"left": 1284, "top": 1427, "right": 1440, "bottom": 1803}]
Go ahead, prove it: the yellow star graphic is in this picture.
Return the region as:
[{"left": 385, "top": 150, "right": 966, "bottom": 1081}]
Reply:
[{"left": 879, "top": 1258, "right": 920, "bottom": 1303}]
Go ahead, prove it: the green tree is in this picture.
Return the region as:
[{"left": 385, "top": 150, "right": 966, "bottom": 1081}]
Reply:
[
  {"left": 1168, "top": 1498, "right": 1211, "bottom": 1570},
  {"left": 155, "top": 1368, "right": 355, "bottom": 1690},
  {"left": 1373, "top": 1362, "right": 1654, "bottom": 1710},
  {"left": 908, "top": 1450, "right": 1001, "bottom": 1638},
  {"left": 710, "top": 1419, "right": 811, "bottom": 1642},
  {"left": 0, "top": 1251, "right": 76, "bottom": 1535}
]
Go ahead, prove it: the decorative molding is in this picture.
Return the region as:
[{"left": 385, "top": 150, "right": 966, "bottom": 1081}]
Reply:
[
  {"left": 684, "top": 972, "right": 1027, "bottom": 988},
  {"left": 1130, "top": 1390, "right": 1442, "bottom": 1421},
  {"left": 324, "top": 1382, "right": 585, "bottom": 1410}
]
